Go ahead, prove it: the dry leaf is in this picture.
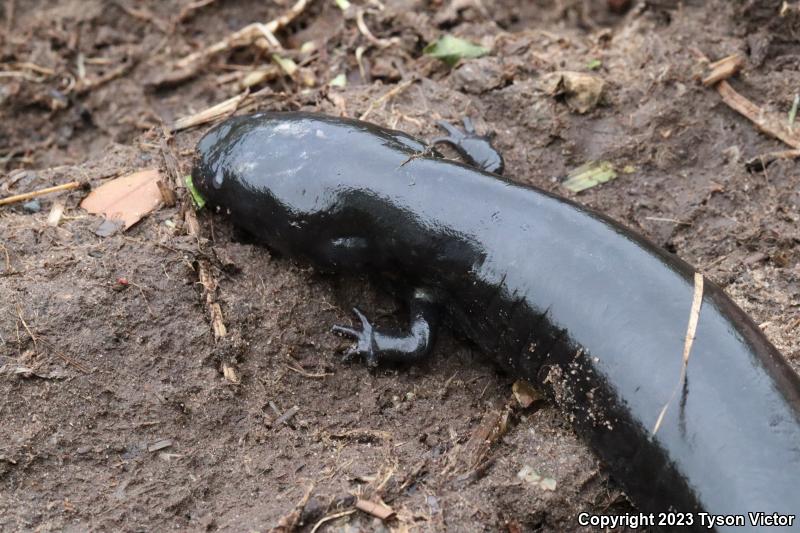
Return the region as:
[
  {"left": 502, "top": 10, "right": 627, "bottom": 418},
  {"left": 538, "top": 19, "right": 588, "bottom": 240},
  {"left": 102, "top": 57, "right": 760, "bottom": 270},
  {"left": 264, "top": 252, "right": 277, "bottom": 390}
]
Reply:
[
  {"left": 80, "top": 169, "right": 162, "bottom": 232},
  {"left": 541, "top": 71, "right": 605, "bottom": 113},
  {"left": 355, "top": 498, "right": 395, "bottom": 520}
]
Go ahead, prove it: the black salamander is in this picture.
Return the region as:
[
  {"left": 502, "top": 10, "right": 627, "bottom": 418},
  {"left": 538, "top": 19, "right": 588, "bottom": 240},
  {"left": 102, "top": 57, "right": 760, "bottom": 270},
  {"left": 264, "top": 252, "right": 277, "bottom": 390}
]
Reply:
[{"left": 192, "top": 112, "right": 800, "bottom": 532}]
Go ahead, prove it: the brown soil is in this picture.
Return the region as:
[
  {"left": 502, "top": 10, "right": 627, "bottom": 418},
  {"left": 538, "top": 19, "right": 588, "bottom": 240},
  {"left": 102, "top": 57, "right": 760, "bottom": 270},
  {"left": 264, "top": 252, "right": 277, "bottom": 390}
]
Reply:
[{"left": 1, "top": 0, "right": 798, "bottom": 531}]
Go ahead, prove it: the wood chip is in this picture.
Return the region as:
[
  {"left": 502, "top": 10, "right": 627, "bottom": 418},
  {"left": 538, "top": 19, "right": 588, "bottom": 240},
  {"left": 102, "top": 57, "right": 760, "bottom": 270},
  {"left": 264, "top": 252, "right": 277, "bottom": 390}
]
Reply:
[
  {"left": 148, "top": 438, "right": 173, "bottom": 452},
  {"left": 274, "top": 405, "right": 300, "bottom": 426},
  {"left": 355, "top": 498, "right": 395, "bottom": 520},
  {"left": 156, "top": 180, "right": 176, "bottom": 207},
  {"left": 222, "top": 362, "right": 240, "bottom": 384},
  {"left": 448, "top": 406, "right": 511, "bottom": 477},
  {"left": 46, "top": 199, "right": 65, "bottom": 227},
  {"left": 702, "top": 53, "right": 744, "bottom": 86}
]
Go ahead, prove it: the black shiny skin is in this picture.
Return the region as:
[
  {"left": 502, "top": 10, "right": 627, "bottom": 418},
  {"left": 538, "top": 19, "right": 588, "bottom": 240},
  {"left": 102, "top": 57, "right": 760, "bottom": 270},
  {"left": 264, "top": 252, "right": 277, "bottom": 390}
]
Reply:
[
  {"left": 193, "top": 112, "right": 800, "bottom": 531},
  {"left": 431, "top": 117, "right": 504, "bottom": 174}
]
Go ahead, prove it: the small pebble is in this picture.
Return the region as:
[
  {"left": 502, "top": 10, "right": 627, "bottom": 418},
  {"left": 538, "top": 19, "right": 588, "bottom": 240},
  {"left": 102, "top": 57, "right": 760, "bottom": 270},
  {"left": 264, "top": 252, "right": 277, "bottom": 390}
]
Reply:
[{"left": 22, "top": 200, "right": 41, "bottom": 213}]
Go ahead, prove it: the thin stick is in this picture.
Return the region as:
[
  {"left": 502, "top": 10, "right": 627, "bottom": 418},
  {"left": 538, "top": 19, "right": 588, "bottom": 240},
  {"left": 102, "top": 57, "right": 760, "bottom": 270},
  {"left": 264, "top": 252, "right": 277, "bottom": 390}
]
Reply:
[
  {"left": 174, "top": 0, "right": 310, "bottom": 70},
  {"left": 127, "top": 281, "right": 156, "bottom": 317},
  {"left": 696, "top": 49, "right": 800, "bottom": 150},
  {"left": 701, "top": 54, "right": 744, "bottom": 87},
  {"left": 360, "top": 79, "right": 415, "bottom": 121},
  {"left": 171, "top": 90, "right": 249, "bottom": 132},
  {"left": 284, "top": 363, "right": 333, "bottom": 379},
  {"left": 0, "top": 181, "right": 82, "bottom": 207},
  {"left": 176, "top": 0, "right": 217, "bottom": 24},
  {"left": 644, "top": 216, "right": 691, "bottom": 226},
  {"left": 0, "top": 241, "right": 11, "bottom": 271},
  {"left": 745, "top": 148, "right": 800, "bottom": 171},
  {"left": 356, "top": 8, "right": 393, "bottom": 48},
  {"left": 716, "top": 82, "right": 800, "bottom": 149},
  {"left": 5, "top": 308, "right": 91, "bottom": 372},
  {"left": 74, "top": 59, "right": 138, "bottom": 95},
  {"left": 310, "top": 510, "right": 356, "bottom": 533},
  {"left": 16, "top": 304, "right": 38, "bottom": 351},
  {"left": 652, "top": 272, "right": 704, "bottom": 436}
]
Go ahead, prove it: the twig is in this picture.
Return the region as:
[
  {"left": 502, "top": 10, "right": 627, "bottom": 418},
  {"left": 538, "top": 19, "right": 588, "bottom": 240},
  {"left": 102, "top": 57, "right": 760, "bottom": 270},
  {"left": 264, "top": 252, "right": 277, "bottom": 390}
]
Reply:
[
  {"left": 113, "top": 1, "right": 169, "bottom": 32},
  {"left": 175, "top": 0, "right": 217, "bottom": 24},
  {"left": 644, "top": 216, "right": 691, "bottom": 226},
  {"left": 652, "top": 272, "right": 704, "bottom": 436},
  {"left": 0, "top": 181, "right": 83, "bottom": 207},
  {"left": 698, "top": 51, "right": 800, "bottom": 149},
  {"left": 284, "top": 363, "right": 333, "bottom": 379},
  {"left": 197, "top": 257, "right": 227, "bottom": 339},
  {"left": 355, "top": 498, "right": 395, "bottom": 520},
  {"left": 127, "top": 281, "right": 156, "bottom": 317},
  {"left": 0, "top": 241, "right": 11, "bottom": 271},
  {"left": 745, "top": 148, "right": 800, "bottom": 171},
  {"left": 174, "top": 0, "right": 311, "bottom": 70},
  {"left": 399, "top": 144, "right": 436, "bottom": 168},
  {"left": 359, "top": 78, "right": 415, "bottom": 121},
  {"left": 310, "top": 510, "right": 356, "bottom": 533},
  {"left": 716, "top": 82, "right": 800, "bottom": 149},
  {"left": 0, "top": 70, "right": 46, "bottom": 82},
  {"left": 273, "top": 405, "right": 300, "bottom": 426},
  {"left": 271, "top": 483, "right": 315, "bottom": 533},
  {"left": 702, "top": 252, "right": 729, "bottom": 271},
  {"left": 330, "top": 428, "right": 392, "bottom": 442},
  {"left": 5, "top": 308, "right": 91, "bottom": 372},
  {"left": 356, "top": 8, "right": 394, "bottom": 48},
  {"left": 171, "top": 90, "right": 249, "bottom": 132},
  {"left": 701, "top": 54, "right": 744, "bottom": 87},
  {"left": 158, "top": 131, "right": 184, "bottom": 191},
  {"left": 16, "top": 304, "right": 38, "bottom": 352},
  {"left": 74, "top": 58, "right": 139, "bottom": 95},
  {"left": 12, "top": 62, "right": 56, "bottom": 76}
]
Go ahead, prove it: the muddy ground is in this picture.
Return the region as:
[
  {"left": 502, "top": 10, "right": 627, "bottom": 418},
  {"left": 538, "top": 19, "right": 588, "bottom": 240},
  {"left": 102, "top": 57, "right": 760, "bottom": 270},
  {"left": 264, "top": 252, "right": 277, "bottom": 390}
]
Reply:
[{"left": 1, "top": 0, "right": 799, "bottom": 531}]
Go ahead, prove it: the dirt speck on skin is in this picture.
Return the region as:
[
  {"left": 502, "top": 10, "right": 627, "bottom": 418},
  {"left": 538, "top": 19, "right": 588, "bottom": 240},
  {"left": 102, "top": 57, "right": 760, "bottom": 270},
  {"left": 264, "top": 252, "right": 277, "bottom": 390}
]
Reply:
[{"left": 1, "top": 0, "right": 799, "bottom": 531}]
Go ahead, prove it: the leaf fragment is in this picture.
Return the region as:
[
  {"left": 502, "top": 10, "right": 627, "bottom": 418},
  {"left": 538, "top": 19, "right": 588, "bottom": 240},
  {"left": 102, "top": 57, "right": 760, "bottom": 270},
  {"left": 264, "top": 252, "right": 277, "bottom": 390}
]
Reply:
[
  {"left": 329, "top": 73, "right": 347, "bottom": 88},
  {"left": 423, "top": 35, "right": 489, "bottom": 67},
  {"left": 563, "top": 161, "right": 618, "bottom": 193},
  {"left": 80, "top": 169, "right": 163, "bottom": 231},
  {"left": 184, "top": 174, "right": 206, "bottom": 209}
]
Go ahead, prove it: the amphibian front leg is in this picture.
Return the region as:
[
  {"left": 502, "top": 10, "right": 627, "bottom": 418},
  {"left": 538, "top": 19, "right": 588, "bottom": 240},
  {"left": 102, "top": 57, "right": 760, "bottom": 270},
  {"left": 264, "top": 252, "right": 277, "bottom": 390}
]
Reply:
[
  {"left": 332, "top": 288, "right": 440, "bottom": 367},
  {"left": 430, "top": 117, "right": 505, "bottom": 175}
]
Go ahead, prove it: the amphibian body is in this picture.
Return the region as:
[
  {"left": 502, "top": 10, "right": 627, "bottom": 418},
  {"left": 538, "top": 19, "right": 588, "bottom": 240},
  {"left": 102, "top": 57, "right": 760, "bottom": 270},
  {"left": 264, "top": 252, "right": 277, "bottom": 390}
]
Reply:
[{"left": 192, "top": 112, "right": 800, "bottom": 532}]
